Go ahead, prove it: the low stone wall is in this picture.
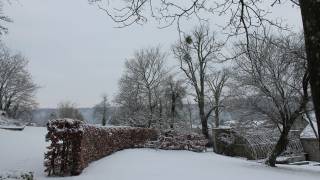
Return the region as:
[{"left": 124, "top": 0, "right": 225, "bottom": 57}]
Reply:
[
  {"left": 44, "top": 119, "right": 158, "bottom": 176},
  {"left": 301, "top": 138, "right": 320, "bottom": 162}
]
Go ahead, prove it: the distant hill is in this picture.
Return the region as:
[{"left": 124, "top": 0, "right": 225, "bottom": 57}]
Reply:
[
  {"left": 31, "top": 108, "right": 102, "bottom": 126},
  {"left": 31, "top": 101, "right": 266, "bottom": 127}
]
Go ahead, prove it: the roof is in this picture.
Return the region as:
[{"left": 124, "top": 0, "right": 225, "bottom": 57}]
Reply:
[{"left": 300, "top": 113, "right": 318, "bottom": 139}]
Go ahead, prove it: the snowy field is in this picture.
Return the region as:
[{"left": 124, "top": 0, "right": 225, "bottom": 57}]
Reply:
[{"left": 1, "top": 127, "right": 320, "bottom": 180}]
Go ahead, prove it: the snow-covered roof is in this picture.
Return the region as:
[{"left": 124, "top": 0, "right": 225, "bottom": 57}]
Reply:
[
  {"left": 300, "top": 113, "right": 318, "bottom": 139},
  {"left": 301, "top": 121, "right": 318, "bottom": 139},
  {"left": 0, "top": 114, "right": 23, "bottom": 127}
]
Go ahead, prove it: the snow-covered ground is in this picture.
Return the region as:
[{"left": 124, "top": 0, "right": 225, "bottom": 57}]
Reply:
[
  {"left": 0, "top": 115, "right": 24, "bottom": 126},
  {"left": 301, "top": 113, "right": 318, "bottom": 139},
  {"left": 0, "top": 127, "right": 47, "bottom": 177},
  {"left": 1, "top": 127, "right": 320, "bottom": 180}
]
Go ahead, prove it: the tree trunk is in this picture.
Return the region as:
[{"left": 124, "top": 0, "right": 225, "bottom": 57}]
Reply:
[
  {"left": 187, "top": 102, "right": 193, "bottom": 131},
  {"left": 159, "top": 98, "right": 163, "bottom": 118},
  {"left": 299, "top": 0, "right": 320, "bottom": 147},
  {"left": 147, "top": 89, "right": 153, "bottom": 128},
  {"left": 102, "top": 103, "right": 106, "bottom": 126},
  {"left": 199, "top": 63, "right": 209, "bottom": 138},
  {"left": 170, "top": 94, "right": 176, "bottom": 129},
  {"left": 265, "top": 123, "right": 291, "bottom": 167},
  {"left": 198, "top": 97, "right": 209, "bottom": 138},
  {"left": 102, "top": 116, "right": 106, "bottom": 126},
  {"left": 214, "top": 107, "right": 219, "bottom": 127},
  {"left": 200, "top": 112, "right": 209, "bottom": 138}
]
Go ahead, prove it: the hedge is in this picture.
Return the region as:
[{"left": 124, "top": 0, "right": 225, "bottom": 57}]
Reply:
[
  {"left": 44, "top": 119, "right": 158, "bottom": 176},
  {"left": 145, "top": 129, "right": 208, "bottom": 152}
]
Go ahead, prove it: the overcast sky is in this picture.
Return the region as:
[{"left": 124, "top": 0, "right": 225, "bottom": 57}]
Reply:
[{"left": 2, "top": 0, "right": 303, "bottom": 108}]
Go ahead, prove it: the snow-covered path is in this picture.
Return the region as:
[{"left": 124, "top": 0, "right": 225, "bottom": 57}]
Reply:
[{"left": 1, "top": 127, "right": 320, "bottom": 180}]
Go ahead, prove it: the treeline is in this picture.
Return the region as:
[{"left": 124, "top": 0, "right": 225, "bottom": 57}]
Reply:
[{"left": 109, "top": 24, "right": 311, "bottom": 167}]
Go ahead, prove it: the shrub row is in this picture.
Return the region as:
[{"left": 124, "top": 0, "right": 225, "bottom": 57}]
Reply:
[
  {"left": 145, "top": 130, "right": 208, "bottom": 152},
  {"left": 44, "top": 119, "right": 158, "bottom": 176}
]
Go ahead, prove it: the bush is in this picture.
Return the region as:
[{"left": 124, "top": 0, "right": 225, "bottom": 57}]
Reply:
[
  {"left": 145, "top": 129, "right": 208, "bottom": 152},
  {"left": 44, "top": 119, "right": 158, "bottom": 176}
]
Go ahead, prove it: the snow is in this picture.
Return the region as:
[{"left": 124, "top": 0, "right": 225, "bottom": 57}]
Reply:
[
  {"left": 301, "top": 121, "right": 318, "bottom": 139},
  {"left": 0, "top": 116, "right": 22, "bottom": 126},
  {"left": 0, "top": 125, "right": 26, "bottom": 130},
  {"left": 301, "top": 113, "right": 318, "bottom": 139},
  {"left": 0, "top": 127, "right": 47, "bottom": 177},
  {"left": 1, "top": 127, "right": 320, "bottom": 180}
]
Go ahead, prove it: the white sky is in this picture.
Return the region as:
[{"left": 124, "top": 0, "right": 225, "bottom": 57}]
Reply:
[{"left": 2, "top": 0, "right": 303, "bottom": 108}]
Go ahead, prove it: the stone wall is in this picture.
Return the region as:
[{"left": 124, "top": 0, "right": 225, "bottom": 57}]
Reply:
[{"left": 301, "top": 138, "right": 320, "bottom": 162}]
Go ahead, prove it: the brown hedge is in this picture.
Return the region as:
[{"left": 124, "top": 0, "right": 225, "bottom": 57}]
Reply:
[
  {"left": 145, "top": 129, "right": 208, "bottom": 152},
  {"left": 44, "top": 119, "right": 158, "bottom": 176}
]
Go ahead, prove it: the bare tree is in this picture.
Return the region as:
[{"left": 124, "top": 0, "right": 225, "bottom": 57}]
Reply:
[
  {"left": 57, "top": 101, "right": 84, "bottom": 121},
  {"left": 127, "top": 46, "right": 167, "bottom": 127},
  {"left": 0, "top": 1, "right": 11, "bottom": 35},
  {"left": 186, "top": 99, "right": 194, "bottom": 131},
  {"left": 93, "top": 94, "right": 110, "bottom": 126},
  {"left": 91, "top": 0, "right": 320, "bottom": 150},
  {"left": 115, "top": 46, "right": 167, "bottom": 127},
  {"left": 163, "top": 75, "right": 186, "bottom": 129},
  {"left": 114, "top": 73, "right": 147, "bottom": 127},
  {"left": 0, "top": 44, "right": 38, "bottom": 119},
  {"left": 234, "top": 33, "right": 309, "bottom": 167},
  {"left": 206, "top": 68, "right": 229, "bottom": 128},
  {"left": 172, "top": 24, "right": 223, "bottom": 138}
]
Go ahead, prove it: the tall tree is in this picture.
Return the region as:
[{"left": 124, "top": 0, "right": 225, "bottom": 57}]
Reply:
[
  {"left": 115, "top": 46, "right": 167, "bottom": 127},
  {"left": 91, "top": 0, "right": 320, "bottom": 147},
  {"left": 164, "top": 75, "right": 186, "bottom": 129},
  {"left": 93, "top": 94, "right": 110, "bottom": 126},
  {"left": 206, "top": 69, "right": 229, "bottom": 128},
  {"left": 57, "top": 101, "right": 84, "bottom": 121},
  {"left": 114, "top": 73, "right": 147, "bottom": 126},
  {"left": 186, "top": 99, "right": 194, "bottom": 131},
  {"left": 234, "top": 33, "right": 309, "bottom": 167},
  {"left": 173, "top": 24, "right": 223, "bottom": 138},
  {"left": 0, "top": 43, "right": 38, "bottom": 119}
]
